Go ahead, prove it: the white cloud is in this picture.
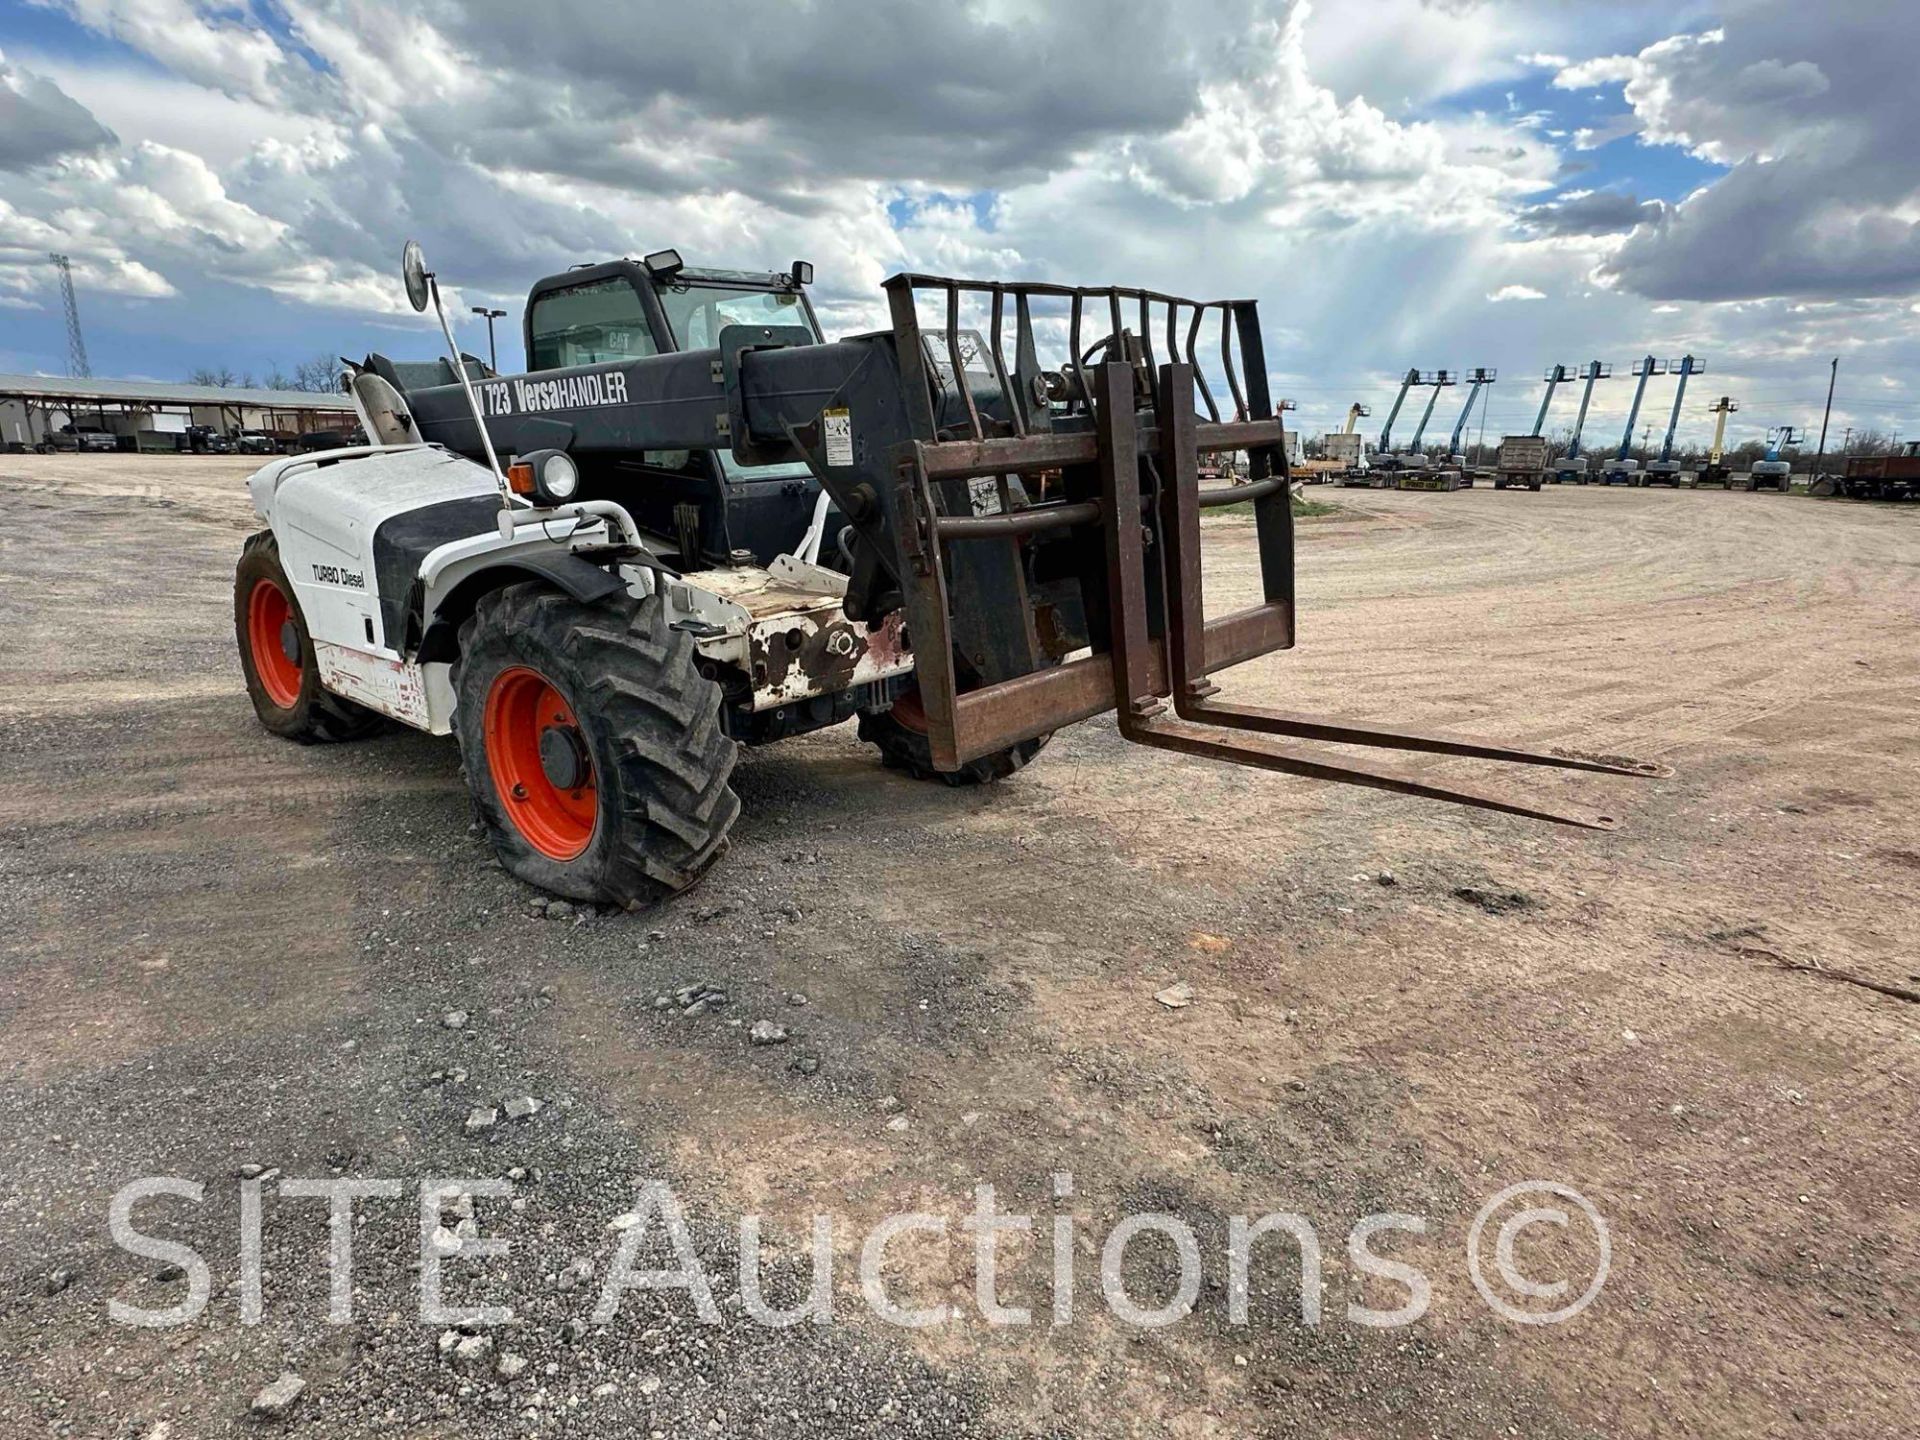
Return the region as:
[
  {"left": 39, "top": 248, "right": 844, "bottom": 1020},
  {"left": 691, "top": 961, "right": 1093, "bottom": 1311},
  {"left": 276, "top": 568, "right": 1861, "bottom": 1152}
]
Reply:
[
  {"left": 0, "top": 50, "right": 117, "bottom": 169},
  {"left": 53, "top": 0, "right": 296, "bottom": 103},
  {"left": 1552, "top": 54, "right": 1640, "bottom": 90},
  {"left": 2, "top": 0, "right": 1917, "bottom": 444},
  {"left": 1598, "top": 2, "right": 1920, "bottom": 301},
  {"left": 15, "top": 51, "right": 319, "bottom": 168}
]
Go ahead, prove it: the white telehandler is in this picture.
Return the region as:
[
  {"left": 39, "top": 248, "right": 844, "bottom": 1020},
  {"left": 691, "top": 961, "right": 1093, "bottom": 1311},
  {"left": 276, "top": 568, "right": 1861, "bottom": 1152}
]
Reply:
[{"left": 236, "top": 243, "right": 1664, "bottom": 906}]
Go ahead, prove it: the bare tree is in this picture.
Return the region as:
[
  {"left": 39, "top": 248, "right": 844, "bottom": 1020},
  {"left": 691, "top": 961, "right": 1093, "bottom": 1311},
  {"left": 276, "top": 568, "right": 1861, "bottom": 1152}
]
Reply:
[
  {"left": 293, "top": 354, "right": 342, "bottom": 392},
  {"left": 260, "top": 353, "right": 345, "bottom": 393}
]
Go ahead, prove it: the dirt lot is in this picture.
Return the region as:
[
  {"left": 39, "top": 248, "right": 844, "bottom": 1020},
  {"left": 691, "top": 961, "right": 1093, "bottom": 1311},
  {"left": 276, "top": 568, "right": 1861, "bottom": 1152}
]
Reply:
[{"left": 2, "top": 454, "right": 1915, "bottom": 1438}]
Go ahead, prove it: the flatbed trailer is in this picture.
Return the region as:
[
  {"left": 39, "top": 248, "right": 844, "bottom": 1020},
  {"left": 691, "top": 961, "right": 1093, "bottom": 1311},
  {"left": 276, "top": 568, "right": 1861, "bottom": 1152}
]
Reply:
[{"left": 1812, "top": 454, "right": 1920, "bottom": 500}]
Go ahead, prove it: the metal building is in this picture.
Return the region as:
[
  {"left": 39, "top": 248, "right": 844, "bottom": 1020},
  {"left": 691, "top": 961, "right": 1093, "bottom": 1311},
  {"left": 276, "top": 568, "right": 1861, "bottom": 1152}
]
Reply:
[{"left": 0, "top": 373, "right": 355, "bottom": 452}]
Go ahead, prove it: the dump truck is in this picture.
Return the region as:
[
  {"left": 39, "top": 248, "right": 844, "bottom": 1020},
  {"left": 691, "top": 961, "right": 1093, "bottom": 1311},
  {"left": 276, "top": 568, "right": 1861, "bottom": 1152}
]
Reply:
[
  {"left": 233, "top": 242, "right": 1664, "bottom": 906},
  {"left": 1493, "top": 435, "right": 1548, "bottom": 491},
  {"left": 1322, "top": 431, "right": 1365, "bottom": 483}
]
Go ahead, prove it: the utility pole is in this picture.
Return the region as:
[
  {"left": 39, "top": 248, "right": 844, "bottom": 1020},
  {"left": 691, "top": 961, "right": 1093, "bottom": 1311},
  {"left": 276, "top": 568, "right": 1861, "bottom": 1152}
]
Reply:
[
  {"left": 1639, "top": 424, "right": 1652, "bottom": 461},
  {"left": 471, "top": 306, "right": 507, "bottom": 371},
  {"left": 48, "top": 253, "right": 91, "bottom": 379},
  {"left": 1811, "top": 356, "right": 1837, "bottom": 478}
]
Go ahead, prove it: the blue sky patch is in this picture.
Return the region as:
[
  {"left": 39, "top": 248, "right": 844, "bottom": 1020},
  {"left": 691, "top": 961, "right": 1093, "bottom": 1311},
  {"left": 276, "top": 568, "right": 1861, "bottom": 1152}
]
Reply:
[{"left": 1440, "top": 69, "right": 1725, "bottom": 205}]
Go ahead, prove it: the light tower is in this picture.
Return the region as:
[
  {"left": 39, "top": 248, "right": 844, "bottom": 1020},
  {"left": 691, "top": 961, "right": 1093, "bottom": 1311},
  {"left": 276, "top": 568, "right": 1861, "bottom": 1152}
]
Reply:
[
  {"left": 1556, "top": 361, "right": 1613, "bottom": 483},
  {"left": 471, "top": 305, "right": 507, "bottom": 371},
  {"left": 48, "top": 253, "right": 91, "bottom": 379}
]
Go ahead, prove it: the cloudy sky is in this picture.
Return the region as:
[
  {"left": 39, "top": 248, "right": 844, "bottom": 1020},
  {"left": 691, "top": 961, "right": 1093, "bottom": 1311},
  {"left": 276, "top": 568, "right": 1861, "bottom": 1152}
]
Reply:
[{"left": 3, "top": 0, "right": 1918, "bottom": 451}]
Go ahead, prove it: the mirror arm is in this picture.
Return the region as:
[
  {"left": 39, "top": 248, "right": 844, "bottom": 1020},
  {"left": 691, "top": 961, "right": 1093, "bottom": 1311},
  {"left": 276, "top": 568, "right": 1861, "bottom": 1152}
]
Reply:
[{"left": 425, "top": 274, "right": 517, "bottom": 525}]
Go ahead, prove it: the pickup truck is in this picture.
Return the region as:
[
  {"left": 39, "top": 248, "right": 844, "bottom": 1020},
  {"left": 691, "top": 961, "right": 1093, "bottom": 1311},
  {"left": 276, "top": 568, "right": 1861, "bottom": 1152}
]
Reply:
[{"left": 42, "top": 425, "right": 120, "bottom": 454}]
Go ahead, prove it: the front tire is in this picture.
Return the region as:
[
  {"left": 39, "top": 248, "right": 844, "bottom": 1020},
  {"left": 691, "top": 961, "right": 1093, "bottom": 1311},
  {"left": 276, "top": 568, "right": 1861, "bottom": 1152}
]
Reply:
[
  {"left": 454, "top": 584, "right": 739, "bottom": 906},
  {"left": 235, "top": 531, "right": 383, "bottom": 743},
  {"left": 858, "top": 685, "right": 1049, "bottom": 785}
]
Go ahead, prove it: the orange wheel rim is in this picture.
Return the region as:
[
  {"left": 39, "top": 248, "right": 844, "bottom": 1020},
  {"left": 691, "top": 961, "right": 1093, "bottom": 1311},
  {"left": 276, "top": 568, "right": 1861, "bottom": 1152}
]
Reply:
[
  {"left": 483, "top": 666, "right": 597, "bottom": 861},
  {"left": 889, "top": 686, "right": 930, "bottom": 735},
  {"left": 247, "top": 578, "right": 303, "bottom": 709}
]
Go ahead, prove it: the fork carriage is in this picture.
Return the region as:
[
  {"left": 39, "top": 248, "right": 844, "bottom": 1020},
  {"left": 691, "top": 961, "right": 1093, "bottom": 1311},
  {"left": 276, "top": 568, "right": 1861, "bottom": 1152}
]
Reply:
[{"left": 833, "top": 275, "right": 1664, "bottom": 826}]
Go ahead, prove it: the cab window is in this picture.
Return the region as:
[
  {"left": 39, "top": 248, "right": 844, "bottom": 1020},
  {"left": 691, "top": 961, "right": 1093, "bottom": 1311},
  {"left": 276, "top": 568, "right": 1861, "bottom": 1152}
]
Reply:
[{"left": 528, "top": 278, "right": 659, "bottom": 371}]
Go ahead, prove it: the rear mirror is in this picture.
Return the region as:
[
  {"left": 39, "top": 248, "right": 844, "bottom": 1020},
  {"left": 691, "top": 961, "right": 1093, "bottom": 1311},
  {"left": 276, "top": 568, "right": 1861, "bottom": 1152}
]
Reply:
[
  {"left": 790, "top": 259, "right": 814, "bottom": 286},
  {"left": 401, "top": 240, "right": 430, "bottom": 313}
]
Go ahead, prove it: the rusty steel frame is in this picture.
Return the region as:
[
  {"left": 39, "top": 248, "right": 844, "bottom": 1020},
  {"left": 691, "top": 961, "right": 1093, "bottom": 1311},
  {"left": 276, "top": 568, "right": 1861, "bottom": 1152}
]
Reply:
[
  {"left": 884, "top": 274, "right": 1294, "bottom": 775},
  {"left": 882, "top": 275, "right": 1668, "bottom": 828}
]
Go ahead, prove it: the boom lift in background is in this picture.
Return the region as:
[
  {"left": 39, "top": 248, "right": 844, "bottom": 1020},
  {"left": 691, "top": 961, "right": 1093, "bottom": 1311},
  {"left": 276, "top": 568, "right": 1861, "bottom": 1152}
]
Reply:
[
  {"left": 1368, "top": 369, "right": 1421, "bottom": 483},
  {"left": 1444, "top": 367, "right": 1496, "bottom": 478},
  {"left": 1695, "top": 396, "right": 1738, "bottom": 487},
  {"left": 1554, "top": 361, "right": 1613, "bottom": 484},
  {"left": 1639, "top": 355, "right": 1702, "bottom": 486},
  {"left": 1402, "top": 369, "right": 1455, "bottom": 473},
  {"left": 1745, "top": 425, "right": 1801, "bottom": 492},
  {"left": 1603, "top": 357, "right": 1666, "bottom": 485}
]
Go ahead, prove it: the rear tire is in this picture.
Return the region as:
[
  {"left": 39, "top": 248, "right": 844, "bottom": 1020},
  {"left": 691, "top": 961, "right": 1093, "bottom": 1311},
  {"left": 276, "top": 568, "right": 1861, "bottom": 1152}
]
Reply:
[
  {"left": 858, "top": 684, "right": 1050, "bottom": 785},
  {"left": 234, "top": 531, "right": 384, "bottom": 744},
  {"left": 453, "top": 584, "right": 740, "bottom": 907}
]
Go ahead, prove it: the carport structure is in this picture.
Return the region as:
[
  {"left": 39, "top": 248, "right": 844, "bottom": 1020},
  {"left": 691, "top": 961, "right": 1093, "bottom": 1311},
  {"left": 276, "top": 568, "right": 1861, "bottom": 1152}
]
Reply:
[{"left": 0, "top": 373, "right": 355, "bottom": 451}]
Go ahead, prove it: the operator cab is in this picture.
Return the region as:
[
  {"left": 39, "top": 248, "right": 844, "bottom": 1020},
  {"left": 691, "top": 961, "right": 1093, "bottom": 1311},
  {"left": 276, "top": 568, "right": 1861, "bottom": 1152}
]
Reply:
[
  {"left": 359, "top": 252, "right": 827, "bottom": 573},
  {"left": 517, "top": 254, "right": 824, "bottom": 569}
]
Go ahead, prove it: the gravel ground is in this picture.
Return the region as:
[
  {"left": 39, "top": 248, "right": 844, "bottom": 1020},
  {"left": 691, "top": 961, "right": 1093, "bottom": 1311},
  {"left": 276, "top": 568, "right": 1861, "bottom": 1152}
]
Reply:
[{"left": 1, "top": 455, "right": 1916, "bottom": 1438}]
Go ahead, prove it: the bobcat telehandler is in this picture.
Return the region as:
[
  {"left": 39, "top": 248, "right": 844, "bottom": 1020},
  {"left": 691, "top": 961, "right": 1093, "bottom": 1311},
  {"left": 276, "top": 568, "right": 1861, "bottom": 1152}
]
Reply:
[{"left": 235, "top": 242, "right": 1667, "bottom": 906}]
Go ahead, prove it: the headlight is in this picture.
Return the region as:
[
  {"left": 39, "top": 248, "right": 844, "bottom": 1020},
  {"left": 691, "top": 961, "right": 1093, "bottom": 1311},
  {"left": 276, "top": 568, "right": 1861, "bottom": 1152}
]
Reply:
[
  {"left": 508, "top": 448, "right": 580, "bottom": 506},
  {"left": 536, "top": 451, "right": 579, "bottom": 504}
]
